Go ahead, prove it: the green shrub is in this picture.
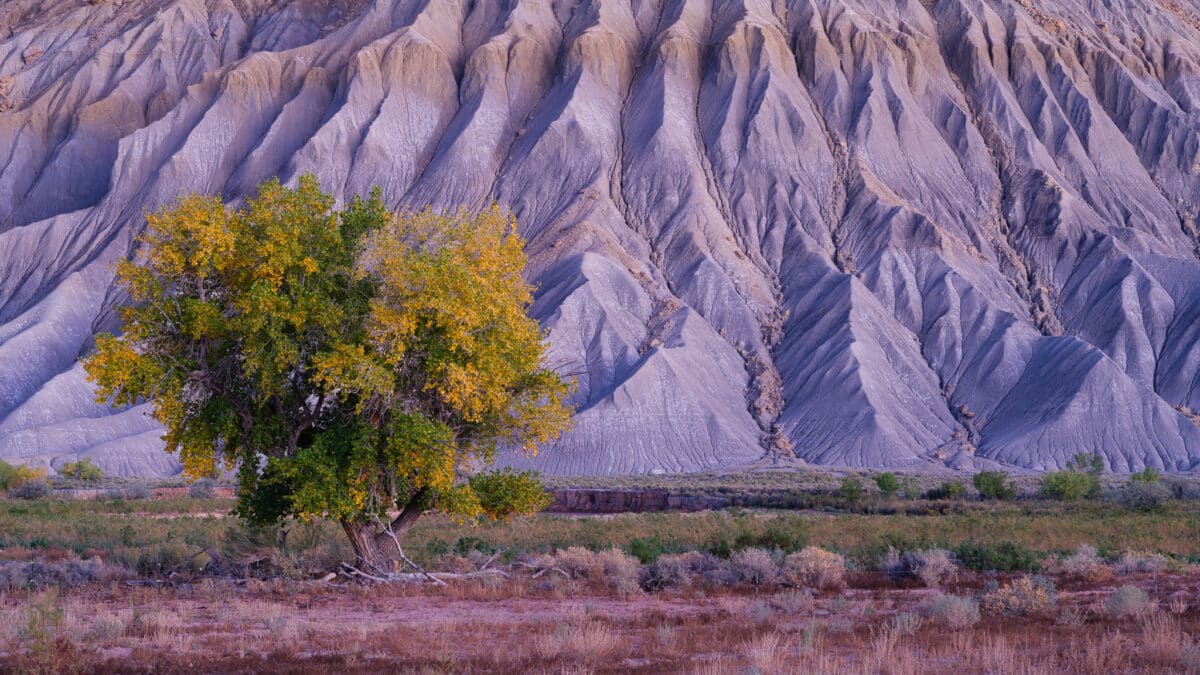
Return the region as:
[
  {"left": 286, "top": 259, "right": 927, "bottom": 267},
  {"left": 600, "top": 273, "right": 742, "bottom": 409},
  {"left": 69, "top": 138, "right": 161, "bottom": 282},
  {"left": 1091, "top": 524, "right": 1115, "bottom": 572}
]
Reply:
[
  {"left": 188, "top": 479, "right": 215, "bottom": 499},
  {"left": 982, "top": 576, "right": 1056, "bottom": 616},
  {"left": 925, "top": 481, "right": 966, "bottom": 500},
  {"left": 973, "top": 471, "right": 1015, "bottom": 500},
  {"left": 730, "top": 548, "right": 780, "bottom": 586},
  {"left": 0, "top": 461, "right": 16, "bottom": 490},
  {"left": 6, "top": 464, "right": 47, "bottom": 491},
  {"left": 1040, "top": 455, "right": 1103, "bottom": 500},
  {"left": 1112, "top": 481, "right": 1172, "bottom": 512},
  {"left": 115, "top": 483, "right": 151, "bottom": 500},
  {"left": 453, "top": 536, "right": 496, "bottom": 556},
  {"left": 1040, "top": 471, "right": 1099, "bottom": 500},
  {"left": 59, "top": 458, "right": 104, "bottom": 481},
  {"left": 924, "top": 594, "right": 980, "bottom": 629},
  {"left": 10, "top": 480, "right": 52, "bottom": 501},
  {"left": 731, "top": 523, "right": 807, "bottom": 553},
  {"left": 1129, "top": 467, "right": 1161, "bottom": 484},
  {"left": 626, "top": 536, "right": 672, "bottom": 564},
  {"left": 874, "top": 473, "right": 900, "bottom": 499},
  {"left": 899, "top": 477, "right": 922, "bottom": 499},
  {"left": 838, "top": 477, "right": 863, "bottom": 506},
  {"left": 956, "top": 541, "right": 1041, "bottom": 572},
  {"left": 1105, "top": 585, "right": 1153, "bottom": 618}
]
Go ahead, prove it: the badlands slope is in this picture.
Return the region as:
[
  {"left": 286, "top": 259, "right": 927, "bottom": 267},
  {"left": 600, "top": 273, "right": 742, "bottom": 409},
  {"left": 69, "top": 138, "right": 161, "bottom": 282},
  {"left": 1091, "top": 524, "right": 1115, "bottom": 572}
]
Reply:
[{"left": 3, "top": 0, "right": 1200, "bottom": 476}]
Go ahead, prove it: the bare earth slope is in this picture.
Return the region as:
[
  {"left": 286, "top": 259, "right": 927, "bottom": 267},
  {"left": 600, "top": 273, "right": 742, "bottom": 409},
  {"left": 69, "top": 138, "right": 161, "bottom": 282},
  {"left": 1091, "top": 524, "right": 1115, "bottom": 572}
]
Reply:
[{"left": 3, "top": 0, "right": 1200, "bottom": 476}]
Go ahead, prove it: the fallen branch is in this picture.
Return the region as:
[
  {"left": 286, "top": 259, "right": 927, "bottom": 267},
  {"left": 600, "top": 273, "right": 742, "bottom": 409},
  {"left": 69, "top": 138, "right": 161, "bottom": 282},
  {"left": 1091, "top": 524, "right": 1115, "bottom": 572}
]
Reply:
[
  {"left": 336, "top": 564, "right": 509, "bottom": 584},
  {"left": 480, "top": 549, "right": 505, "bottom": 570},
  {"left": 531, "top": 567, "right": 570, "bottom": 579}
]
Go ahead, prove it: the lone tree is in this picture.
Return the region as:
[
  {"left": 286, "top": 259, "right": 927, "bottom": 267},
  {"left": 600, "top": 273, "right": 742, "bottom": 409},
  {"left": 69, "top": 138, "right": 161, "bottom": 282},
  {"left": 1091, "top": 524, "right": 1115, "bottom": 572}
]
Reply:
[{"left": 84, "top": 176, "right": 573, "bottom": 570}]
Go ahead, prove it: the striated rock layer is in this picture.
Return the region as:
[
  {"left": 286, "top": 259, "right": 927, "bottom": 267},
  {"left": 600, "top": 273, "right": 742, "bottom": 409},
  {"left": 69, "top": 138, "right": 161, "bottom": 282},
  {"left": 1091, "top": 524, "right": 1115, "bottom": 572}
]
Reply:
[{"left": 3, "top": 0, "right": 1200, "bottom": 476}]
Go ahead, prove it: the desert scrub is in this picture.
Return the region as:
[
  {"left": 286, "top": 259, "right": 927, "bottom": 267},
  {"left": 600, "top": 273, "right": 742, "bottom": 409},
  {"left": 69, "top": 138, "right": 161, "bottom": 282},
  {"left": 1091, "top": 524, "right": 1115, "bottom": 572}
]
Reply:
[
  {"left": 543, "top": 547, "right": 642, "bottom": 595},
  {"left": 874, "top": 473, "right": 900, "bottom": 499},
  {"left": 973, "top": 471, "right": 1015, "bottom": 500},
  {"left": 1054, "top": 544, "right": 1110, "bottom": 581},
  {"left": 3, "top": 464, "right": 50, "bottom": 499},
  {"left": 1040, "top": 454, "right": 1104, "bottom": 500},
  {"left": 1111, "top": 480, "right": 1173, "bottom": 512},
  {"left": 58, "top": 458, "right": 104, "bottom": 481},
  {"left": 783, "top": 547, "right": 846, "bottom": 589},
  {"left": 923, "top": 594, "right": 980, "bottom": 629},
  {"left": 982, "top": 576, "right": 1056, "bottom": 616},
  {"left": 1113, "top": 550, "right": 1169, "bottom": 575},
  {"left": 954, "top": 541, "right": 1041, "bottom": 572},
  {"left": 641, "top": 551, "right": 718, "bottom": 591},
  {"left": 9, "top": 479, "right": 51, "bottom": 500},
  {"left": 0, "top": 558, "right": 131, "bottom": 590},
  {"left": 897, "top": 549, "right": 958, "bottom": 587},
  {"left": 924, "top": 481, "right": 966, "bottom": 500},
  {"left": 838, "top": 477, "right": 864, "bottom": 506},
  {"left": 0, "top": 460, "right": 18, "bottom": 490},
  {"left": 188, "top": 479, "right": 216, "bottom": 499},
  {"left": 1106, "top": 585, "right": 1154, "bottom": 618},
  {"left": 730, "top": 548, "right": 780, "bottom": 587}
]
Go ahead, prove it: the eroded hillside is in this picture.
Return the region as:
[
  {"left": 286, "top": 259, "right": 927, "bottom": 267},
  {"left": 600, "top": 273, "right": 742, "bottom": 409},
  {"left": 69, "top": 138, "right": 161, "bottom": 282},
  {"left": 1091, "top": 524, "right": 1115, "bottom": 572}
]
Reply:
[{"left": 3, "top": 0, "right": 1200, "bottom": 475}]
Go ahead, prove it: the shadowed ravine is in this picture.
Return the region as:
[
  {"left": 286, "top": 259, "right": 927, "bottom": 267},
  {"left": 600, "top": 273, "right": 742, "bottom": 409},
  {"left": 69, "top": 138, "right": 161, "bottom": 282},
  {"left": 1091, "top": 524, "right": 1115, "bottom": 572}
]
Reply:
[{"left": 3, "top": 0, "right": 1200, "bottom": 476}]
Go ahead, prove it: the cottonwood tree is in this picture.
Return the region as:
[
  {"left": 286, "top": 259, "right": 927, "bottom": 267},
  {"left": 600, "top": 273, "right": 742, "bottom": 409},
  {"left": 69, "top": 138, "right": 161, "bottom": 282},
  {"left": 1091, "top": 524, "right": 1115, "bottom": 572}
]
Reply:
[{"left": 84, "top": 176, "right": 572, "bottom": 570}]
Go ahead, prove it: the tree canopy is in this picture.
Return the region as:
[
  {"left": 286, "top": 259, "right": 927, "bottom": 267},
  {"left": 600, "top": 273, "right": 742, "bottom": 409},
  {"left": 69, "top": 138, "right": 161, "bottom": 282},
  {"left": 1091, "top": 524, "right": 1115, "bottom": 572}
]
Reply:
[{"left": 84, "top": 175, "right": 573, "bottom": 568}]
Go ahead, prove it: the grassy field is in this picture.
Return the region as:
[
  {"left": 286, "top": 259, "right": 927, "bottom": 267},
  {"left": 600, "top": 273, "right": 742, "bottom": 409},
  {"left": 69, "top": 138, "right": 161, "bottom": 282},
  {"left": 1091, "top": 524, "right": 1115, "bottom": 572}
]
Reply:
[
  {"left": 2, "top": 494, "right": 1199, "bottom": 580},
  {"left": 3, "top": 486, "right": 1200, "bottom": 671},
  {"left": 3, "top": 572, "right": 1198, "bottom": 673}
]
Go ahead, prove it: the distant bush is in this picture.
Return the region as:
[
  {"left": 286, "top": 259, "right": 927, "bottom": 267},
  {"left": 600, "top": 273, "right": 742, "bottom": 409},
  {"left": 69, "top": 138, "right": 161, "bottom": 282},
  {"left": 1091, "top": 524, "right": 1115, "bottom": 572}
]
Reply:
[
  {"left": 1166, "top": 479, "right": 1200, "bottom": 500},
  {"left": 899, "top": 477, "right": 922, "bottom": 499},
  {"left": 782, "top": 547, "right": 846, "bottom": 590},
  {"left": 982, "top": 576, "right": 1056, "bottom": 616},
  {"left": 891, "top": 611, "right": 922, "bottom": 636},
  {"left": 59, "top": 458, "right": 103, "bottom": 481},
  {"left": 1112, "top": 480, "right": 1172, "bottom": 512},
  {"left": 188, "top": 479, "right": 216, "bottom": 499},
  {"left": 551, "top": 547, "right": 642, "bottom": 595},
  {"left": 1106, "top": 585, "right": 1153, "bottom": 618},
  {"left": 0, "top": 461, "right": 16, "bottom": 490},
  {"left": 838, "top": 477, "right": 863, "bottom": 506},
  {"left": 1129, "top": 467, "right": 1161, "bottom": 484},
  {"left": 925, "top": 481, "right": 966, "bottom": 501},
  {"left": 1041, "top": 454, "right": 1103, "bottom": 500},
  {"left": 0, "top": 557, "right": 130, "bottom": 590},
  {"left": 1113, "top": 550, "right": 1169, "bottom": 575},
  {"left": 8, "top": 464, "right": 47, "bottom": 490},
  {"left": 110, "top": 483, "right": 151, "bottom": 500},
  {"left": 0, "top": 462, "right": 49, "bottom": 499},
  {"left": 1128, "top": 466, "right": 1156, "bottom": 480},
  {"left": 955, "top": 541, "right": 1041, "bottom": 572},
  {"left": 902, "top": 549, "right": 958, "bottom": 588},
  {"left": 10, "top": 479, "right": 51, "bottom": 501},
  {"left": 1056, "top": 544, "right": 1109, "bottom": 581},
  {"left": 627, "top": 537, "right": 666, "bottom": 564},
  {"left": 874, "top": 472, "right": 900, "bottom": 499},
  {"left": 642, "top": 551, "right": 718, "bottom": 591},
  {"left": 769, "top": 589, "right": 814, "bottom": 615},
  {"left": 973, "top": 471, "right": 1015, "bottom": 500},
  {"left": 924, "top": 594, "right": 980, "bottom": 629},
  {"left": 730, "top": 548, "right": 780, "bottom": 587},
  {"left": 731, "top": 522, "right": 807, "bottom": 553}
]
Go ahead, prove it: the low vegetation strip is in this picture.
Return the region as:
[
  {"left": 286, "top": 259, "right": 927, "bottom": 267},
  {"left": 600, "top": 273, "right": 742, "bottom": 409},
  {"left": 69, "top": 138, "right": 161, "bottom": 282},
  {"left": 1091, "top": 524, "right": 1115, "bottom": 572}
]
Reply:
[
  {"left": 3, "top": 480, "right": 1199, "bottom": 671},
  {"left": 2, "top": 496, "right": 1199, "bottom": 586}
]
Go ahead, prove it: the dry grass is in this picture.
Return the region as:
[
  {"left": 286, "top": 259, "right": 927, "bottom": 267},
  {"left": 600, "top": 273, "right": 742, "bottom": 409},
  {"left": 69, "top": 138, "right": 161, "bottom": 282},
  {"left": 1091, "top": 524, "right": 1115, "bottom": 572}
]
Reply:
[{"left": 0, "top": 568, "right": 1193, "bottom": 673}]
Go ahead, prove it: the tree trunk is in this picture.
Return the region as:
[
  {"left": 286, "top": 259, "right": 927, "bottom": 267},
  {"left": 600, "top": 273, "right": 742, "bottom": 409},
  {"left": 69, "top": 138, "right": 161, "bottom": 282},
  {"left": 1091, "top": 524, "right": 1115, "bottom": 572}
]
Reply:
[
  {"left": 340, "top": 491, "right": 429, "bottom": 573},
  {"left": 341, "top": 519, "right": 394, "bottom": 572}
]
